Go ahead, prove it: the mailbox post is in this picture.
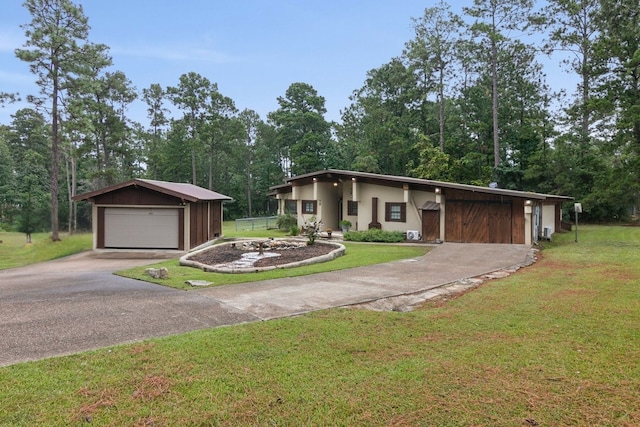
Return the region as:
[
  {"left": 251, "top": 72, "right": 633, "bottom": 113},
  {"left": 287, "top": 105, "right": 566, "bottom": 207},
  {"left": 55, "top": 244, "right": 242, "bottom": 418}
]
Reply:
[{"left": 574, "top": 203, "right": 582, "bottom": 242}]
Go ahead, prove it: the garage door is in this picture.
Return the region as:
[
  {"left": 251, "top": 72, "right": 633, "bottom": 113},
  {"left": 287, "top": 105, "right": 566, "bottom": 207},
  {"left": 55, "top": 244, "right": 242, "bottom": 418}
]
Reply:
[
  {"left": 445, "top": 201, "right": 512, "bottom": 243},
  {"left": 104, "top": 208, "right": 180, "bottom": 249}
]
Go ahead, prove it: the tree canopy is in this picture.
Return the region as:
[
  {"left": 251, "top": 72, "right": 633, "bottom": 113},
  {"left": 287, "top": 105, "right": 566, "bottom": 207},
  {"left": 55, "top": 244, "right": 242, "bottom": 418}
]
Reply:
[{"left": 2, "top": 0, "right": 637, "bottom": 237}]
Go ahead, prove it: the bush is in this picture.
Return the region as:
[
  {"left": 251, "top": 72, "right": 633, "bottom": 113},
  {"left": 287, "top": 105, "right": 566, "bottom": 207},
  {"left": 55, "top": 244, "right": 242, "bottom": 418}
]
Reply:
[
  {"left": 290, "top": 225, "right": 300, "bottom": 236},
  {"left": 344, "top": 229, "right": 405, "bottom": 243},
  {"left": 276, "top": 214, "right": 298, "bottom": 230}
]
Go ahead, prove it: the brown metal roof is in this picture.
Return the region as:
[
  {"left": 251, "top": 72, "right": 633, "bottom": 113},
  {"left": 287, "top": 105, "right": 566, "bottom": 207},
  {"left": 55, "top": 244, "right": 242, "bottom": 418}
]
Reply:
[
  {"left": 271, "top": 169, "right": 573, "bottom": 202},
  {"left": 420, "top": 201, "right": 441, "bottom": 211},
  {"left": 73, "top": 178, "right": 232, "bottom": 203}
]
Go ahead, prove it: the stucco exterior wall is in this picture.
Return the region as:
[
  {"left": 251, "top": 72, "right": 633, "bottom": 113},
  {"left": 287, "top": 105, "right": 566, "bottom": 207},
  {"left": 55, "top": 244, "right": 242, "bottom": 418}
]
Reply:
[
  {"left": 316, "top": 182, "right": 339, "bottom": 230},
  {"left": 354, "top": 183, "right": 435, "bottom": 233},
  {"left": 542, "top": 204, "right": 556, "bottom": 236}
]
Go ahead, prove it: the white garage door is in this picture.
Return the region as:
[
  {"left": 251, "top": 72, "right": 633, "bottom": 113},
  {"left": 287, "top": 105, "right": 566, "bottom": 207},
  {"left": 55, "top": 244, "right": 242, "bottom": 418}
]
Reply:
[{"left": 104, "top": 208, "right": 180, "bottom": 249}]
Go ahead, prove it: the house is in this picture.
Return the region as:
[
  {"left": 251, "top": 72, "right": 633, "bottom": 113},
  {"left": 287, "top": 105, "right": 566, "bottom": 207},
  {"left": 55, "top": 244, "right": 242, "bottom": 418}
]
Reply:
[
  {"left": 73, "top": 179, "right": 232, "bottom": 251},
  {"left": 270, "top": 169, "right": 573, "bottom": 244}
]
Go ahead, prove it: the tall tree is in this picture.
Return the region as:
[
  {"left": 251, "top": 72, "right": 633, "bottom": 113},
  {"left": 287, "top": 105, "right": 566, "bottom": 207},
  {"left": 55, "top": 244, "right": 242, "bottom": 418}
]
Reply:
[
  {"left": 542, "top": 0, "right": 602, "bottom": 141},
  {"left": 142, "top": 83, "right": 169, "bottom": 180},
  {"left": 167, "top": 72, "right": 212, "bottom": 185},
  {"left": 340, "top": 60, "right": 421, "bottom": 176},
  {"left": 0, "top": 93, "right": 20, "bottom": 107},
  {"left": 16, "top": 0, "right": 111, "bottom": 241},
  {"left": 0, "top": 130, "right": 16, "bottom": 226},
  {"left": 268, "top": 82, "right": 332, "bottom": 176},
  {"left": 464, "top": 0, "right": 535, "bottom": 170},
  {"left": 404, "top": 1, "right": 463, "bottom": 151},
  {"left": 596, "top": 0, "right": 640, "bottom": 208},
  {"left": 237, "top": 109, "right": 261, "bottom": 217},
  {"left": 203, "top": 89, "right": 239, "bottom": 190}
]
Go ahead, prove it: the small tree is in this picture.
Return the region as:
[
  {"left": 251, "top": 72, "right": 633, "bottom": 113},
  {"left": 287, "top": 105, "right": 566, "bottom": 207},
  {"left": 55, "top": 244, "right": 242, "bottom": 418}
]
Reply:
[
  {"left": 17, "top": 150, "right": 49, "bottom": 242},
  {"left": 302, "top": 216, "right": 322, "bottom": 245}
]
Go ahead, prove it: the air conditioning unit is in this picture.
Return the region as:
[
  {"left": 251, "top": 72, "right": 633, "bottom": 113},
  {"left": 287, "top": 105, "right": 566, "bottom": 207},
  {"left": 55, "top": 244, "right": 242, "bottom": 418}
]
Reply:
[
  {"left": 542, "top": 227, "right": 552, "bottom": 240},
  {"left": 406, "top": 230, "right": 421, "bottom": 241}
]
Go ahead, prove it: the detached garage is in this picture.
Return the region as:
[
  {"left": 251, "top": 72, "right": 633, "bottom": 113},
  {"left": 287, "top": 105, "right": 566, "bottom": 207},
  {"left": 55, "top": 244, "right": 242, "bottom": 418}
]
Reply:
[{"left": 74, "top": 179, "right": 232, "bottom": 251}]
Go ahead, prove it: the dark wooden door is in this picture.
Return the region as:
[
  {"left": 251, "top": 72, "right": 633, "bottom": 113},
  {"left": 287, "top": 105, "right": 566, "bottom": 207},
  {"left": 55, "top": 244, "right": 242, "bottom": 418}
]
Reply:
[
  {"left": 445, "top": 202, "right": 464, "bottom": 242},
  {"left": 488, "top": 202, "right": 512, "bottom": 243},
  {"left": 445, "top": 201, "right": 512, "bottom": 243},
  {"left": 421, "top": 210, "right": 440, "bottom": 242},
  {"left": 464, "top": 202, "right": 488, "bottom": 243}
]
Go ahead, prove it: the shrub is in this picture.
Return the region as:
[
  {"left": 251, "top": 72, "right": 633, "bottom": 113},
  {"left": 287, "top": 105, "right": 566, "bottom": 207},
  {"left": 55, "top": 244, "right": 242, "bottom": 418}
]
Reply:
[
  {"left": 344, "top": 229, "right": 405, "bottom": 243},
  {"left": 339, "top": 219, "right": 352, "bottom": 230},
  {"left": 276, "top": 213, "right": 297, "bottom": 230},
  {"left": 290, "top": 225, "right": 300, "bottom": 236}
]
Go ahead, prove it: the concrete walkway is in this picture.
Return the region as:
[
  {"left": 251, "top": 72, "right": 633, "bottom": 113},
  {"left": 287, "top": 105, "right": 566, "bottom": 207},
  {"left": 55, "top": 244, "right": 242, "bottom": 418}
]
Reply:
[{"left": 0, "top": 243, "right": 533, "bottom": 367}]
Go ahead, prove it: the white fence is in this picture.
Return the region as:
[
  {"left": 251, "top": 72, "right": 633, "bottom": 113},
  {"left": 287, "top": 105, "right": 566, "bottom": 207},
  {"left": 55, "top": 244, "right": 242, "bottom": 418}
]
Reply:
[{"left": 234, "top": 216, "right": 280, "bottom": 231}]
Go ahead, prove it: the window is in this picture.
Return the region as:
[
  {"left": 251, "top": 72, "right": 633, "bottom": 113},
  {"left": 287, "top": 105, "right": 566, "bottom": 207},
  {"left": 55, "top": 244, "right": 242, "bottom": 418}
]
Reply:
[
  {"left": 302, "top": 200, "right": 317, "bottom": 214},
  {"left": 347, "top": 200, "right": 358, "bottom": 216},
  {"left": 285, "top": 199, "right": 297, "bottom": 214},
  {"left": 385, "top": 202, "right": 406, "bottom": 222}
]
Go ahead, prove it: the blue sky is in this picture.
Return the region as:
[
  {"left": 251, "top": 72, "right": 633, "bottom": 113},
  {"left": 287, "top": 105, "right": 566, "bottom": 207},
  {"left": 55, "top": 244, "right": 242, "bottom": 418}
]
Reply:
[{"left": 1, "top": 1, "right": 571, "bottom": 126}]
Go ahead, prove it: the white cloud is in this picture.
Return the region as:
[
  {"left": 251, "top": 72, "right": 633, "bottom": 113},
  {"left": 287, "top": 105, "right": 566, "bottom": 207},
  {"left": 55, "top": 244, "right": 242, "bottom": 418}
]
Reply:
[
  {"left": 111, "top": 42, "right": 240, "bottom": 64},
  {"left": 0, "top": 29, "right": 25, "bottom": 52},
  {"left": 0, "top": 69, "right": 32, "bottom": 85}
]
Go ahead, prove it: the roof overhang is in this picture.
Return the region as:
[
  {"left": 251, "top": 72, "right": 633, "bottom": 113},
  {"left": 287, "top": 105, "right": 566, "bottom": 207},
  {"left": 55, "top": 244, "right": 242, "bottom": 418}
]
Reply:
[
  {"left": 269, "top": 169, "right": 574, "bottom": 202},
  {"left": 73, "top": 179, "right": 233, "bottom": 203}
]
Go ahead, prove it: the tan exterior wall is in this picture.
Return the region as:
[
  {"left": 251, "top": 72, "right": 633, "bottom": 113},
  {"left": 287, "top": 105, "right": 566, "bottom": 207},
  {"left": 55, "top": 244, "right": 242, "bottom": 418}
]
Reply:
[
  {"left": 277, "top": 182, "right": 439, "bottom": 233},
  {"left": 541, "top": 204, "right": 556, "bottom": 235},
  {"left": 316, "top": 182, "right": 339, "bottom": 230},
  {"left": 351, "top": 183, "right": 436, "bottom": 233}
]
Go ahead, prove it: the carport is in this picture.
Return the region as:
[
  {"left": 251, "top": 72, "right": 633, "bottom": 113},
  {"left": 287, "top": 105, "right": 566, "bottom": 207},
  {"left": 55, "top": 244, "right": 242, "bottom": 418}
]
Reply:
[{"left": 74, "top": 179, "right": 232, "bottom": 251}]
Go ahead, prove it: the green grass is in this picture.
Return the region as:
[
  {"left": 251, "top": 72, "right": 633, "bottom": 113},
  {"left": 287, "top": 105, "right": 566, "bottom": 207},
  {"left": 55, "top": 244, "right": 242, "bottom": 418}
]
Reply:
[
  {"left": 0, "top": 232, "right": 93, "bottom": 270},
  {"left": 1, "top": 225, "right": 639, "bottom": 426},
  {"left": 223, "top": 220, "right": 290, "bottom": 239},
  {"left": 118, "top": 220, "right": 430, "bottom": 289},
  {"left": 117, "top": 242, "right": 431, "bottom": 290}
]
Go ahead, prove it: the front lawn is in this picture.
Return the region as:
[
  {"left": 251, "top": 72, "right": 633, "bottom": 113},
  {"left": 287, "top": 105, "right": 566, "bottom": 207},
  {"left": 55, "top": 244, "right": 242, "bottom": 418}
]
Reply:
[
  {"left": 117, "top": 242, "right": 430, "bottom": 290},
  {"left": 1, "top": 225, "right": 639, "bottom": 426},
  {"left": 0, "top": 232, "right": 93, "bottom": 270}
]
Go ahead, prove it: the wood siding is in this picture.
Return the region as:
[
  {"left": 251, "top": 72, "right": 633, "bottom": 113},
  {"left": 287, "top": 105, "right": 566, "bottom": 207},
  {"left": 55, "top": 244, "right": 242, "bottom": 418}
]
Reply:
[
  {"left": 210, "top": 201, "right": 222, "bottom": 238},
  {"left": 91, "top": 186, "right": 183, "bottom": 205},
  {"left": 189, "top": 201, "right": 223, "bottom": 248},
  {"left": 444, "top": 189, "right": 525, "bottom": 244},
  {"left": 190, "top": 202, "right": 209, "bottom": 248}
]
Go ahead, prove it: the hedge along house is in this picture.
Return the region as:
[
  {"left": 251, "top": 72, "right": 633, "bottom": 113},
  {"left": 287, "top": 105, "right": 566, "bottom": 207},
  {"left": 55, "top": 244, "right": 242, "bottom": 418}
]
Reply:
[
  {"left": 270, "top": 169, "right": 573, "bottom": 245},
  {"left": 73, "top": 179, "right": 232, "bottom": 251}
]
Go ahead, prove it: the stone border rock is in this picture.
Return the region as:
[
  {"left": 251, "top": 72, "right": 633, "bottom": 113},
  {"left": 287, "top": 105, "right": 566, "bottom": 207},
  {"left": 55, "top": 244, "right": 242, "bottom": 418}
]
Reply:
[{"left": 180, "top": 238, "right": 346, "bottom": 274}]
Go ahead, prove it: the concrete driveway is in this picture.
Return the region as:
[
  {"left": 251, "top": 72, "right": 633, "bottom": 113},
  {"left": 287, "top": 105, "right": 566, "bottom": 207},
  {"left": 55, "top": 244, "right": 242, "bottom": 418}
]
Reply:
[{"left": 0, "top": 243, "right": 533, "bottom": 367}]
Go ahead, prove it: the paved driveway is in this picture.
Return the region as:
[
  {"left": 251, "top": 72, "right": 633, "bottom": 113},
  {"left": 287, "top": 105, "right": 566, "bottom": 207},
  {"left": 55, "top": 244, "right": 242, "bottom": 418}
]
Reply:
[{"left": 0, "top": 243, "right": 532, "bottom": 366}]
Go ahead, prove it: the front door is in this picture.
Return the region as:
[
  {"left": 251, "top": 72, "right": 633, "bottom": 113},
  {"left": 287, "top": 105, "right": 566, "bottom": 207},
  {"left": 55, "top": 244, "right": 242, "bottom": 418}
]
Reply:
[{"left": 422, "top": 209, "right": 440, "bottom": 242}]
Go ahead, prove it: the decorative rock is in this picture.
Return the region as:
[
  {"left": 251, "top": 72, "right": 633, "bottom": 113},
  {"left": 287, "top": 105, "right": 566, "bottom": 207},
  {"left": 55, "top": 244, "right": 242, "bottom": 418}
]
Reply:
[
  {"left": 185, "top": 280, "right": 213, "bottom": 287},
  {"left": 483, "top": 270, "right": 510, "bottom": 279},
  {"left": 144, "top": 267, "right": 169, "bottom": 279}
]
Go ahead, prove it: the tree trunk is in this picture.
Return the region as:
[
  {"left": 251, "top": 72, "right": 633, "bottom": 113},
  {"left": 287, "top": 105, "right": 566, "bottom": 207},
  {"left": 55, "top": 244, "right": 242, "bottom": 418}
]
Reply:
[
  {"left": 191, "top": 148, "right": 197, "bottom": 185},
  {"left": 65, "top": 150, "right": 71, "bottom": 234},
  {"left": 491, "top": 29, "right": 500, "bottom": 169},
  {"left": 208, "top": 148, "right": 213, "bottom": 190},
  {"left": 439, "top": 62, "right": 445, "bottom": 152},
  {"left": 246, "top": 155, "right": 253, "bottom": 217},
  {"left": 51, "top": 62, "right": 61, "bottom": 242}
]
